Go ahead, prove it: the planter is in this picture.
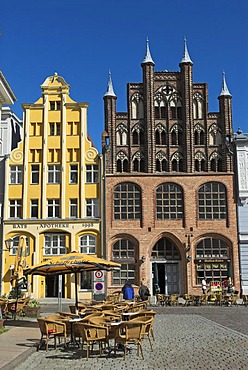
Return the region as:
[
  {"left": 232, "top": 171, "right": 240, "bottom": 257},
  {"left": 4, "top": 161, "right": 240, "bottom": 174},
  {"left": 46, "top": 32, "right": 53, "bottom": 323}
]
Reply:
[{"left": 23, "top": 306, "right": 41, "bottom": 318}]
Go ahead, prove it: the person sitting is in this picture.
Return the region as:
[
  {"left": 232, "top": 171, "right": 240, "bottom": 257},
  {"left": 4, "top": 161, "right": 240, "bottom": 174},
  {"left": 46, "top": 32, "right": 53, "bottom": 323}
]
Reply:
[{"left": 122, "top": 280, "right": 134, "bottom": 300}]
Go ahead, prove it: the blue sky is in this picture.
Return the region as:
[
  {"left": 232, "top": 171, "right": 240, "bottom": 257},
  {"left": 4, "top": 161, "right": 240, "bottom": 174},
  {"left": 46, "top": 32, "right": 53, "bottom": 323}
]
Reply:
[{"left": 1, "top": 0, "right": 247, "bottom": 151}]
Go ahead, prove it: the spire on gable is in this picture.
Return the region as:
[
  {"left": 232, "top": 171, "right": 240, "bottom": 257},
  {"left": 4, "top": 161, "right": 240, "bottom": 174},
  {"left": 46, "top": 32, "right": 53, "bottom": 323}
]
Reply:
[
  {"left": 180, "top": 37, "right": 193, "bottom": 64},
  {"left": 219, "top": 71, "right": 232, "bottom": 97},
  {"left": 142, "top": 38, "right": 155, "bottom": 65},
  {"left": 104, "top": 70, "right": 116, "bottom": 97}
]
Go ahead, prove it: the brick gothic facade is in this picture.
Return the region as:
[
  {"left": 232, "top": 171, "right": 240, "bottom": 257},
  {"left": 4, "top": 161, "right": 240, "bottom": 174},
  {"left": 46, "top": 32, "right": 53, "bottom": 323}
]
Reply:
[{"left": 102, "top": 40, "right": 239, "bottom": 297}]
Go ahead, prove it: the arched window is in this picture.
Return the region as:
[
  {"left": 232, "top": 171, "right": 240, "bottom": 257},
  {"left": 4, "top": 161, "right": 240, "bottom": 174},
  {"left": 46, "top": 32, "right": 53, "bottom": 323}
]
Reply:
[
  {"left": 156, "top": 183, "right": 183, "bottom": 220},
  {"left": 116, "top": 124, "right": 128, "bottom": 146},
  {"left": 193, "top": 93, "right": 204, "bottom": 119},
  {"left": 116, "top": 152, "right": 129, "bottom": 173},
  {"left": 194, "top": 124, "right": 205, "bottom": 145},
  {"left": 132, "top": 152, "right": 145, "bottom": 172},
  {"left": 156, "top": 151, "right": 168, "bottom": 172},
  {"left": 131, "top": 93, "right": 144, "bottom": 119},
  {"left": 170, "top": 96, "right": 182, "bottom": 120},
  {"left": 79, "top": 234, "right": 96, "bottom": 254},
  {"left": 132, "top": 124, "right": 145, "bottom": 145},
  {"left": 152, "top": 238, "right": 181, "bottom": 260},
  {"left": 195, "top": 152, "right": 206, "bottom": 172},
  {"left": 195, "top": 237, "right": 230, "bottom": 284},
  {"left": 171, "top": 124, "right": 183, "bottom": 145},
  {"left": 198, "top": 182, "right": 226, "bottom": 219},
  {"left": 154, "top": 94, "right": 167, "bottom": 119},
  {"left": 112, "top": 239, "right": 137, "bottom": 285},
  {"left": 155, "top": 124, "right": 166, "bottom": 145},
  {"left": 171, "top": 152, "right": 183, "bottom": 172},
  {"left": 114, "top": 183, "right": 141, "bottom": 220},
  {"left": 209, "top": 124, "right": 222, "bottom": 146},
  {"left": 210, "top": 152, "right": 223, "bottom": 172}
]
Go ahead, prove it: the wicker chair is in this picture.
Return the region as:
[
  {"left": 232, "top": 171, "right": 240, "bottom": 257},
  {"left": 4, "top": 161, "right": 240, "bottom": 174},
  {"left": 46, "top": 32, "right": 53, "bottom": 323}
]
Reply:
[
  {"left": 114, "top": 320, "right": 144, "bottom": 360},
  {"left": 37, "top": 317, "right": 67, "bottom": 351},
  {"left": 74, "top": 322, "right": 109, "bottom": 359}
]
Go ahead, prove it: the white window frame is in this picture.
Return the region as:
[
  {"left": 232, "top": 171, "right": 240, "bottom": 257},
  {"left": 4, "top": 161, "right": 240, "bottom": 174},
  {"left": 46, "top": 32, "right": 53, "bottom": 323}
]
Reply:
[
  {"left": 47, "top": 199, "right": 60, "bottom": 218},
  {"left": 44, "top": 234, "right": 66, "bottom": 255},
  {"left": 10, "top": 235, "right": 30, "bottom": 257},
  {"left": 70, "top": 164, "right": 78, "bottom": 184},
  {"left": 48, "top": 165, "right": 61, "bottom": 184},
  {"left": 10, "top": 166, "right": 23, "bottom": 184},
  {"left": 86, "top": 164, "right": 98, "bottom": 183},
  {"left": 79, "top": 234, "right": 96, "bottom": 254},
  {"left": 86, "top": 198, "right": 98, "bottom": 218},
  {"left": 70, "top": 198, "right": 78, "bottom": 218},
  {"left": 9, "top": 199, "right": 22, "bottom": 218}
]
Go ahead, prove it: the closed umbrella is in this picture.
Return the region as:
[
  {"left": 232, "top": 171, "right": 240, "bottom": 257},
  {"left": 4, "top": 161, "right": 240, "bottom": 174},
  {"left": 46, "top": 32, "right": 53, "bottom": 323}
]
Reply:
[
  {"left": 24, "top": 251, "right": 121, "bottom": 312},
  {"left": 153, "top": 262, "right": 160, "bottom": 294}
]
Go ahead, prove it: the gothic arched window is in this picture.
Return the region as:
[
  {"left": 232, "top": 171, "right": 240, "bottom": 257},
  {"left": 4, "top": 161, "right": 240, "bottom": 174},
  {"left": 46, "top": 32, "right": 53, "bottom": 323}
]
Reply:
[{"left": 198, "top": 182, "right": 227, "bottom": 219}]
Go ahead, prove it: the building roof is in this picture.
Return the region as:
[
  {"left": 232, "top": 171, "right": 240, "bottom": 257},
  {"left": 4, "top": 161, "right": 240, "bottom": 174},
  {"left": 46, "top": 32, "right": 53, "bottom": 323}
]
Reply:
[
  {"left": 219, "top": 71, "right": 231, "bottom": 97},
  {"left": 142, "top": 38, "right": 155, "bottom": 65},
  {"left": 0, "top": 70, "right": 17, "bottom": 105},
  {"left": 104, "top": 71, "right": 116, "bottom": 97},
  {"left": 180, "top": 38, "right": 193, "bottom": 64}
]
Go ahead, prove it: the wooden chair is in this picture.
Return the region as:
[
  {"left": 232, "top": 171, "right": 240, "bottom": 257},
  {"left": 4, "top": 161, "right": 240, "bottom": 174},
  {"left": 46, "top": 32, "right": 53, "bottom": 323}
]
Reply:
[
  {"left": 242, "top": 295, "right": 248, "bottom": 306},
  {"left": 156, "top": 294, "right": 166, "bottom": 306},
  {"left": 131, "top": 316, "right": 154, "bottom": 351},
  {"left": 199, "top": 294, "right": 209, "bottom": 306},
  {"left": 74, "top": 322, "right": 109, "bottom": 359},
  {"left": 184, "top": 294, "right": 194, "bottom": 306},
  {"left": 168, "top": 294, "right": 179, "bottom": 306},
  {"left": 129, "top": 309, "right": 156, "bottom": 340},
  {"left": 37, "top": 317, "right": 67, "bottom": 351},
  {"left": 114, "top": 320, "right": 144, "bottom": 360}
]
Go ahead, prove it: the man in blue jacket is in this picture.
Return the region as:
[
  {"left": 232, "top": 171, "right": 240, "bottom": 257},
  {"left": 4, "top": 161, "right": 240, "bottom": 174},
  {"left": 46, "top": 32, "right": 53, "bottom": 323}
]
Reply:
[{"left": 122, "top": 280, "right": 134, "bottom": 300}]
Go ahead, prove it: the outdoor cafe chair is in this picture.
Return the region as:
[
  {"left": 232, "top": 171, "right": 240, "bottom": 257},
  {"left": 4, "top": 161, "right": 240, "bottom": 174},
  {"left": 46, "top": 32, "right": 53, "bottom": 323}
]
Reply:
[
  {"left": 168, "top": 294, "right": 179, "bottom": 306},
  {"left": 114, "top": 320, "right": 144, "bottom": 360},
  {"left": 37, "top": 317, "right": 67, "bottom": 351},
  {"left": 74, "top": 322, "right": 109, "bottom": 359},
  {"left": 131, "top": 316, "right": 154, "bottom": 351},
  {"left": 184, "top": 294, "right": 194, "bottom": 306},
  {"left": 199, "top": 294, "right": 209, "bottom": 306}
]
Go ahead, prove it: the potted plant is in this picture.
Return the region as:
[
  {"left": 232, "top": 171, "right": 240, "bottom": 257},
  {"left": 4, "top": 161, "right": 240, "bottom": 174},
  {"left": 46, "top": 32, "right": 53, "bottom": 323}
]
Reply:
[{"left": 23, "top": 299, "right": 41, "bottom": 318}]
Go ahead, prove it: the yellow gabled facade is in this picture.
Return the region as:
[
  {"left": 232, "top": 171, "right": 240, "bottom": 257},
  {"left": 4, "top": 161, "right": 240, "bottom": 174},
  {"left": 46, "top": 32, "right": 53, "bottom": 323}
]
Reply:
[{"left": 2, "top": 73, "right": 101, "bottom": 300}]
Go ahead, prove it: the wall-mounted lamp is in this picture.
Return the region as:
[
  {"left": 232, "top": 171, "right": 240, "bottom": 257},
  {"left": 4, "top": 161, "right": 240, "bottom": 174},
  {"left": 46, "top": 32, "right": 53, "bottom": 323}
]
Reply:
[
  {"left": 187, "top": 255, "right": 192, "bottom": 262},
  {"left": 4, "top": 238, "right": 14, "bottom": 251},
  {"left": 141, "top": 256, "right": 146, "bottom": 263}
]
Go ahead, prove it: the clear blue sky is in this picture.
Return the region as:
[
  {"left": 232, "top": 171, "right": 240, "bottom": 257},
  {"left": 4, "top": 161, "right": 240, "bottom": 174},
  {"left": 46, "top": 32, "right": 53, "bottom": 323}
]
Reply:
[{"left": 1, "top": 0, "right": 247, "bottom": 151}]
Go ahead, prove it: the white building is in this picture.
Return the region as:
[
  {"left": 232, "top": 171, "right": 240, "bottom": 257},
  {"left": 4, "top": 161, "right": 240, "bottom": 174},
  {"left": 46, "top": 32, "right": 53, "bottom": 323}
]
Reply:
[{"left": 234, "top": 129, "right": 248, "bottom": 295}]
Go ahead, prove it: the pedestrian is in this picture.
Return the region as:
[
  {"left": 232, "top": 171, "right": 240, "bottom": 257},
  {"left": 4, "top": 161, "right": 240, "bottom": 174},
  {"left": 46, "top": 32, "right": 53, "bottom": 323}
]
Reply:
[
  {"left": 122, "top": 280, "right": 134, "bottom": 300},
  {"left": 201, "top": 277, "right": 207, "bottom": 294},
  {"left": 139, "top": 281, "right": 150, "bottom": 301}
]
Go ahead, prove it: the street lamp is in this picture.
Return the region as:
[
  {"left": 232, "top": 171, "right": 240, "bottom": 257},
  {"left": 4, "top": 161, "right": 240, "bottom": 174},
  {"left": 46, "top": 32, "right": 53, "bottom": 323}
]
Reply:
[{"left": 4, "top": 238, "right": 14, "bottom": 251}]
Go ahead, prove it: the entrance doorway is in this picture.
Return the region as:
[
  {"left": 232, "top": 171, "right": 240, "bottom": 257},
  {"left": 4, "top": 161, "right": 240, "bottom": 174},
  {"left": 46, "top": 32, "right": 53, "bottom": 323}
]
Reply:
[
  {"left": 152, "top": 262, "right": 180, "bottom": 295},
  {"left": 45, "top": 275, "right": 65, "bottom": 298}
]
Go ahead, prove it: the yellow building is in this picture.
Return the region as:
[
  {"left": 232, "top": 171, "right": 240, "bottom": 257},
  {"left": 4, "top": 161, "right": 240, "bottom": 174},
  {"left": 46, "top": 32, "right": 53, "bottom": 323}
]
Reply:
[{"left": 2, "top": 73, "right": 101, "bottom": 301}]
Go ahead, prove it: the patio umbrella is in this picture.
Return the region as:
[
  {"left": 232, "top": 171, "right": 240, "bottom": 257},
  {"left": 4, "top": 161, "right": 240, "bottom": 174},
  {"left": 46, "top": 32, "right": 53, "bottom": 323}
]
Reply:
[
  {"left": 24, "top": 251, "right": 121, "bottom": 312},
  {"left": 153, "top": 262, "right": 160, "bottom": 294}
]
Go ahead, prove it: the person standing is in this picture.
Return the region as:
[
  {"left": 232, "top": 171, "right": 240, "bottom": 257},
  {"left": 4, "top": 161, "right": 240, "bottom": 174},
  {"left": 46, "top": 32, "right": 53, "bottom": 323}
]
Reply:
[
  {"left": 139, "top": 281, "right": 150, "bottom": 301},
  {"left": 122, "top": 280, "right": 134, "bottom": 300},
  {"left": 201, "top": 277, "right": 207, "bottom": 294}
]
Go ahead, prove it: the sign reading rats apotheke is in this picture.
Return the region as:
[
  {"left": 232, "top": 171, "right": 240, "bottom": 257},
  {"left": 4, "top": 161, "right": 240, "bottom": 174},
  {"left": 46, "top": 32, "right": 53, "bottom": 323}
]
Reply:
[{"left": 12, "top": 222, "right": 94, "bottom": 229}]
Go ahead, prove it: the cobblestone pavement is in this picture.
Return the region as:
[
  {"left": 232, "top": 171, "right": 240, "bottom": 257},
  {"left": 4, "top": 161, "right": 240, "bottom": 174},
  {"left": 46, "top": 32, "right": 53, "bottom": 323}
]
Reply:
[{"left": 14, "top": 307, "right": 248, "bottom": 370}]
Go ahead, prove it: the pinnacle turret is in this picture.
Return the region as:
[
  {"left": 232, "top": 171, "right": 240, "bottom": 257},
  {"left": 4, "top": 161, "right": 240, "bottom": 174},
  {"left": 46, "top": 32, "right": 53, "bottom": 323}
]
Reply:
[
  {"left": 180, "top": 37, "right": 193, "bottom": 64},
  {"left": 142, "top": 38, "right": 155, "bottom": 65},
  {"left": 104, "top": 71, "right": 116, "bottom": 97},
  {"left": 219, "top": 71, "right": 231, "bottom": 97}
]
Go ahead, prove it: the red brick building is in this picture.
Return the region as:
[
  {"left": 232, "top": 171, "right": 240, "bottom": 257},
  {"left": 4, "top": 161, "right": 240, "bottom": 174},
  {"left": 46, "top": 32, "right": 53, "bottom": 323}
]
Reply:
[{"left": 102, "top": 39, "right": 239, "bottom": 297}]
